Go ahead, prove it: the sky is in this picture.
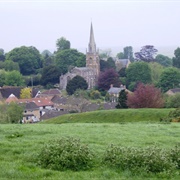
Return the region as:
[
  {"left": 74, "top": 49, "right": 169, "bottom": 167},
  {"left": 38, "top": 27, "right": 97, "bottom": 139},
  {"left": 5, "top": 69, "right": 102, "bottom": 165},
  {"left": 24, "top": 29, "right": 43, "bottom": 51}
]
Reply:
[{"left": 0, "top": 0, "right": 180, "bottom": 56}]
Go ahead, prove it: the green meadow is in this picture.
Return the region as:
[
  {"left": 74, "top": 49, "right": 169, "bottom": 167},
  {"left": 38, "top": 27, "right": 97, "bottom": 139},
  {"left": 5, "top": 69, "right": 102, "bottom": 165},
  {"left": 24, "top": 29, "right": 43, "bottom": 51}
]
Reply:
[{"left": 0, "top": 109, "right": 180, "bottom": 179}]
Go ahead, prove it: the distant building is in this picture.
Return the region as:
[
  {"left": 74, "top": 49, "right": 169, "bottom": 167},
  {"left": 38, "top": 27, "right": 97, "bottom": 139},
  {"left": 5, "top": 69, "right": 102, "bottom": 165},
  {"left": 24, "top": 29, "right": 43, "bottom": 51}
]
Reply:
[
  {"left": 115, "top": 58, "right": 131, "bottom": 70},
  {"left": 60, "top": 22, "right": 100, "bottom": 90},
  {"left": 166, "top": 88, "right": 180, "bottom": 95}
]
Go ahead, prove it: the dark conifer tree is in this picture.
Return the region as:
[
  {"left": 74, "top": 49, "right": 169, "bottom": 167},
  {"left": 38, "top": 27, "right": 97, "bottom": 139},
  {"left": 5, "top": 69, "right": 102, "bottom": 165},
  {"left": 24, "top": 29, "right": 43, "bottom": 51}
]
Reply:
[{"left": 116, "top": 89, "right": 128, "bottom": 109}]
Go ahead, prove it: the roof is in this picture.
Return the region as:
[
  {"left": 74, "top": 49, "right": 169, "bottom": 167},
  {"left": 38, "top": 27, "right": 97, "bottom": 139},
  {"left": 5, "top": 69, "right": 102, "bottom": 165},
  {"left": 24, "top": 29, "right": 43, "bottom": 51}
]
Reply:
[
  {"left": 41, "top": 89, "right": 61, "bottom": 96},
  {"left": 108, "top": 87, "right": 125, "bottom": 94},
  {"left": 51, "top": 96, "right": 68, "bottom": 104},
  {"left": 5, "top": 94, "right": 19, "bottom": 103},
  {"left": 24, "top": 102, "right": 39, "bottom": 110},
  {"left": 0, "top": 86, "right": 39, "bottom": 99},
  {"left": 40, "top": 110, "right": 69, "bottom": 120},
  {"left": 167, "top": 88, "right": 180, "bottom": 93},
  {"left": 18, "top": 97, "right": 54, "bottom": 107}
]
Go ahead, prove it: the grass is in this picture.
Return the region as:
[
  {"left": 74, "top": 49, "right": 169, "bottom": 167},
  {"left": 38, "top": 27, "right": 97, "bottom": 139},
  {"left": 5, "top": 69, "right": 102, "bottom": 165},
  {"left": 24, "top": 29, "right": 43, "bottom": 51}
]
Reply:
[
  {"left": 42, "top": 108, "right": 173, "bottom": 124},
  {"left": 0, "top": 122, "right": 180, "bottom": 179}
]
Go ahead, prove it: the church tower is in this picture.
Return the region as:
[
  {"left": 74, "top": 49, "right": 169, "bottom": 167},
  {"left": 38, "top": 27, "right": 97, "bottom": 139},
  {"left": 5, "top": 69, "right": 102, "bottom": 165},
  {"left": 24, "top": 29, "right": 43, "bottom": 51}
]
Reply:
[{"left": 86, "top": 22, "right": 100, "bottom": 77}]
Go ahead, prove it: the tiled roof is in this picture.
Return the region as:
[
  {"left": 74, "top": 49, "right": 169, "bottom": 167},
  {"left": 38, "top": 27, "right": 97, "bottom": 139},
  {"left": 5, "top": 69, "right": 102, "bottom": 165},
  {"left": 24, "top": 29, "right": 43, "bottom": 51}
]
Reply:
[
  {"left": 40, "top": 110, "right": 69, "bottom": 120},
  {"left": 41, "top": 89, "right": 61, "bottom": 96},
  {"left": 108, "top": 87, "right": 125, "bottom": 94},
  {"left": 5, "top": 94, "right": 19, "bottom": 103},
  {"left": 169, "top": 88, "right": 180, "bottom": 93},
  {"left": 18, "top": 97, "right": 54, "bottom": 107}
]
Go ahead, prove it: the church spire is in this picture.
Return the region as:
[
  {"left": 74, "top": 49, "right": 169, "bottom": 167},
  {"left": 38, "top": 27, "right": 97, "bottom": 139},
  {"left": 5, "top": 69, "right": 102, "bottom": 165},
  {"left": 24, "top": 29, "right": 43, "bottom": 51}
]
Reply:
[{"left": 88, "top": 22, "right": 96, "bottom": 53}]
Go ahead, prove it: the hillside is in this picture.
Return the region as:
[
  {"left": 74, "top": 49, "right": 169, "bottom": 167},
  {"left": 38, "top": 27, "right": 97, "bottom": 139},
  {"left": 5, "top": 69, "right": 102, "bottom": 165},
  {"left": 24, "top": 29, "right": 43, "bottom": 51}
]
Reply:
[{"left": 42, "top": 108, "right": 173, "bottom": 124}]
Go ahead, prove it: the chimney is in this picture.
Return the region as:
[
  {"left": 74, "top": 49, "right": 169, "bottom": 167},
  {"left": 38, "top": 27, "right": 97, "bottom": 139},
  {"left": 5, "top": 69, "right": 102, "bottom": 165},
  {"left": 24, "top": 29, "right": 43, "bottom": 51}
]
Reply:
[{"left": 110, "top": 84, "right": 113, "bottom": 88}]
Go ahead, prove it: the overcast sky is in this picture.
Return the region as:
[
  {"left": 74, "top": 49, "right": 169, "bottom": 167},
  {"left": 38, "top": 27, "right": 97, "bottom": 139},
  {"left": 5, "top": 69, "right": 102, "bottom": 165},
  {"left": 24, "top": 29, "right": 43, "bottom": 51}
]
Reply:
[{"left": 0, "top": 0, "right": 180, "bottom": 56}]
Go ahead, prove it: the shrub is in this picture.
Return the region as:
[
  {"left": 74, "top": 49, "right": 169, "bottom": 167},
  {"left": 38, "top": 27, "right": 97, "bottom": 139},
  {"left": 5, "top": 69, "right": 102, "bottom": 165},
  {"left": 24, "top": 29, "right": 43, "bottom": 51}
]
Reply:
[
  {"left": 103, "top": 145, "right": 176, "bottom": 174},
  {"left": 38, "top": 137, "right": 94, "bottom": 171},
  {"left": 127, "top": 83, "right": 164, "bottom": 108},
  {"left": 165, "top": 93, "right": 180, "bottom": 108}
]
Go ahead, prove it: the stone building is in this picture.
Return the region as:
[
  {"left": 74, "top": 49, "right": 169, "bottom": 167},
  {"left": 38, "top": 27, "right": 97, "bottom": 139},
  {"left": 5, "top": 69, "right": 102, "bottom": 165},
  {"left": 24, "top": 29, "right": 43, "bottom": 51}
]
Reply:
[{"left": 59, "top": 23, "right": 100, "bottom": 90}]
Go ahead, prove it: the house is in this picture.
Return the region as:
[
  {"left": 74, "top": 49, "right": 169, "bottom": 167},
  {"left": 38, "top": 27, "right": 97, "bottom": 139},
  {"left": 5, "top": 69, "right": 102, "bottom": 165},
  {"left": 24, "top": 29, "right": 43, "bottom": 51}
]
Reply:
[
  {"left": 37, "top": 89, "right": 61, "bottom": 98},
  {"left": 115, "top": 59, "right": 131, "bottom": 70},
  {"left": 22, "top": 102, "right": 40, "bottom": 123},
  {"left": 166, "top": 88, "right": 180, "bottom": 95},
  {"left": 0, "top": 86, "right": 40, "bottom": 101},
  {"left": 108, "top": 84, "right": 126, "bottom": 102}
]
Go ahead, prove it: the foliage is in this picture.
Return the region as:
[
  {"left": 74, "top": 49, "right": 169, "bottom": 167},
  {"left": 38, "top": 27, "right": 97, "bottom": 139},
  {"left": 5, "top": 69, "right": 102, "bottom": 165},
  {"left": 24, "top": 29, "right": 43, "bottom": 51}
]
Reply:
[
  {"left": 56, "top": 37, "right": 71, "bottom": 51},
  {"left": 73, "top": 89, "right": 89, "bottom": 99},
  {"left": 173, "top": 47, "right": 180, "bottom": 68},
  {"left": 90, "top": 90, "right": 101, "bottom": 99},
  {"left": 42, "top": 53, "right": 54, "bottom": 67},
  {"left": 6, "top": 46, "right": 42, "bottom": 75},
  {"left": 116, "top": 89, "right": 128, "bottom": 109},
  {"left": 99, "top": 49, "right": 111, "bottom": 59},
  {"left": 123, "top": 46, "right": 134, "bottom": 62},
  {"left": 41, "top": 65, "right": 61, "bottom": 86},
  {"left": 7, "top": 103, "right": 24, "bottom": 123},
  {"left": 66, "top": 75, "right": 88, "bottom": 95},
  {"left": 103, "top": 145, "right": 177, "bottom": 174},
  {"left": 24, "top": 74, "right": 42, "bottom": 86},
  {"left": 100, "top": 57, "right": 116, "bottom": 71},
  {"left": 165, "top": 93, "right": 180, "bottom": 108},
  {"left": 98, "top": 68, "right": 120, "bottom": 91},
  {"left": 148, "top": 62, "right": 164, "bottom": 85},
  {"left": 0, "top": 60, "right": 20, "bottom": 71},
  {"left": 135, "top": 45, "right": 158, "bottom": 62},
  {"left": 0, "top": 104, "right": 8, "bottom": 123},
  {"left": 0, "top": 69, "right": 6, "bottom": 86},
  {"left": 20, "top": 87, "right": 32, "bottom": 99},
  {"left": 118, "top": 67, "right": 126, "bottom": 77},
  {"left": 116, "top": 52, "right": 124, "bottom": 59},
  {"left": 127, "top": 83, "right": 164, "bottom": 108},
  {"left": 126, "top": 62, "right": 152, "bottom": 87},
  {"left": 5, "top": 70, "right": 25, "bottom": 86},
  {"left": 155, "top": 54, "right": 172, "bottom": 67},
  {"left": 160, "top": 108, "right": 180, "bottom": 123},
  {"left": 0, "top": 48, "right": 5, "bottom": 61},
  {"left": 55, "top": 49, "right": 86, "bottom": 74},
  {"left": 38, "top": 137, "right": 94, "bottom": 171},
  {"left": 157, "top": 67, "right": 180, "bottom": 92},
  {"left": 41, "top": 50, "right": 52, "bottom": 57}
]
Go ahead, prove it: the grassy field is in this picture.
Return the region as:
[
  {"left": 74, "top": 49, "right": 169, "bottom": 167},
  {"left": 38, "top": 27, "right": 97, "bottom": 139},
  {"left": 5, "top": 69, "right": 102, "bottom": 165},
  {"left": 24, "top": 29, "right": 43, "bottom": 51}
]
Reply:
[
  {"left": 42, "top": 108, "right": 173, "bottom": 124},
  {"left": 0, "top": 122, "right": 180, "bottom": 179}
]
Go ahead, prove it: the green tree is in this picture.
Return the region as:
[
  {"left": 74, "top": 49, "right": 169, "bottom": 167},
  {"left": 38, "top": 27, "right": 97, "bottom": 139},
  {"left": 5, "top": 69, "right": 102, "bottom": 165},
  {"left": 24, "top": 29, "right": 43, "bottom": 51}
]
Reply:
[
  {"left": 66, "top": 75, "right": 88, "bottom": 95},
  {"left": 41, "top": 65, "right": 61, "bottom": 87},
  {"left": 172, "top": 47, "right": 180, "bottom": 68},
  {"left": 0, "top": 48, "right": 5, "bottom": 61},
  {"left": 0, "top": 69, "right": 6, "bottom": 86},
  {"left": 155, "top": 54, "right": 172, "bottom": 67},
  {"left": 7, "top": 102, "right": 24, "bottom": 123},
  {"left": 123, "top": 46, "right": 134, "bottom": 62},
  {"left": 116, "top": 52, "right": 124, "bottom": 59},
  {"left": 3, "top": 60, "right": 20, "bottom": 71},
  {"left": 116, "top": 89, "right": 128, "bottom": 109},
  {"left": 148, "top": 62, "right": 164, "bottom": 85},
  {"left": 166, "top": 93, "right": 180, "bottom": 108},
  {"left": 6, "top": 46, "right": 42, "bottom": 75},
  {"left": 55, "top": 49, "right": 85, "bottom": 74},
  {"left": 56, "top": 37, "right": 71, "bottom": 51},
  {"left": 126, "top": 62, "right": 152, "bottom": 88},
  {"left": 5, "top": 70, "right": 25, "bottom": 86},
  {"left": 100, "top": 57, "right": 116, "bottom": 71},
  {"left": 158, "top": 67, "right": 180, "bottom": 92}
]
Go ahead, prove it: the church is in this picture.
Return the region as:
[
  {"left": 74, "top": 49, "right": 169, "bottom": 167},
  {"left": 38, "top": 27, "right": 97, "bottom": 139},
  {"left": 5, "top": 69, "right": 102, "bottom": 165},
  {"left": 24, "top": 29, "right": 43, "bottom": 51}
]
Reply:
[{"left": 59, "top": 23, "right": 100, "bottom": 90}]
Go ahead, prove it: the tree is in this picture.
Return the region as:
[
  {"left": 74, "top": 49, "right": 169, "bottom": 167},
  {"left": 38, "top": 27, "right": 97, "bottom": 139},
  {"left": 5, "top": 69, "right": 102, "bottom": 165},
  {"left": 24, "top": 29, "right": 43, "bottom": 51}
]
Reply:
[
  {"left": 5, "top": 70, "right": 25, "bottom": 86},
  {"left": 98, "top": 68, "right": 120, "bottom": 91},
  {"left": 100, "top": 57, "right": 116, "bottom": 72},
  {"left": 66, "top": 75, "right": 88, "bottom": 95},
  {"left": 0, "top": 69, "right": 6, "bottom": 87},
  {"left": 56, "top": 37, "right": 70, "bottom": 51},
  {"left": 55, "top": 49, "right": 85, "bottom": 74},
  {"left": 148, "top": 62, "right": 164, "bottom": 85},
  {"left": 7, "top": 102, "right": 24, "bottom": 123},
  {"left": 41, "top": 65, "right": 61, "bottom": 87},
  {"left": 155, "top": 54, "right": 172, "bottom": 67},
  {"left": 0, "top": 48, "right": 5, "bottom": 61},
  {"left": 135, "top": 45, "right": 158, "bottom": 62},
  {"left": 116, "top": 52, "right": 124, "bottom": 59},
  {"left": 3, "top": 60, "right": 20, "bottom": 71},
  {"left": 20, "top": 87, "right": 32, "bottom": 99},
  {"left": 165, "top": 93, "right": 180, "bottom": 108},
  {"left": 157, "top": 67, "right": 180, "bottom": 92},
  {"left": 126, "top": 62, "right": 152, "bottom": 89},
  {"left": 116, "top": 89, "right": 128, "bottom": 109},
  {"left": 172, "top": 47, "right": 180, "bottom": 68},
  {"left": 6, "top": 46, "right": 42, "bottom": 75},
  {"left": 127, "top": 83, "right": 164, "bottom": 108},
  {"left": 99, "top": 49, "right": 111, "bottom": 59},
  {"left": 41, "top": 50, "right": 52, "bottom": 57},
  {"left": 123, "top": 46, "right": 134, "bottom": 62}
]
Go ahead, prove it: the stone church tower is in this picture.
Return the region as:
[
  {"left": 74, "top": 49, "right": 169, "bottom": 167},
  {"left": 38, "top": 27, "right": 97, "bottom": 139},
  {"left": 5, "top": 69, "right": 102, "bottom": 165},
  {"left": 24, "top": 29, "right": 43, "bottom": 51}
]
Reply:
[
  {"left": 59, "top": 23, "right": 100, "bottom": 90},
  {"left": 86, "top": 22, "right": 100, "bottom": 77}
]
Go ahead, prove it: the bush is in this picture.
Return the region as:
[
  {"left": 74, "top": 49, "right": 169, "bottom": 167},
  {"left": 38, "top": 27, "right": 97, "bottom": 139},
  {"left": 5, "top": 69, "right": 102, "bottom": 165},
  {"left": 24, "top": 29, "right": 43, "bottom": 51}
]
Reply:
[
  {"left": 103, "top": 145, "right": 176, "bottom": 174},
  {"left": 38, "top": 137, "right": 94, "bottom": 171},
  {"left": 165, "top": 93, "right": 180, "bottom": 108}
]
